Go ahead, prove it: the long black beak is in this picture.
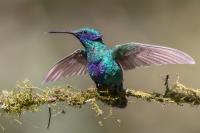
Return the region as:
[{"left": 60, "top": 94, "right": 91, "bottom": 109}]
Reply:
[{"left": 48, "top": 30, "right": 74, "bottom": 34}]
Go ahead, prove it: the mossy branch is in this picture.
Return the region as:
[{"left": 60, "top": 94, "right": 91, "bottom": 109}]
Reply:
[{"left": 0, "top": 76, "right": 199, "bottom": 116}]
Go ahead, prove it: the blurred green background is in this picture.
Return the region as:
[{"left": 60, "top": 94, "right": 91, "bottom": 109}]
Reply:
[{"left": 0, "top": 0, "right": 199, "bottom": 133}]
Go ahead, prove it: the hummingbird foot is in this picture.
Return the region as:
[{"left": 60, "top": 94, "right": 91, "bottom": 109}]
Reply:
[{"left": 96, "top": 83, "right": 127, "bottom": 108}]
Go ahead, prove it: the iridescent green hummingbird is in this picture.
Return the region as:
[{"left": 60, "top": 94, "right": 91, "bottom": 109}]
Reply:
[{"left": 43, "top": 27, "right": 195, "bottom": 95}]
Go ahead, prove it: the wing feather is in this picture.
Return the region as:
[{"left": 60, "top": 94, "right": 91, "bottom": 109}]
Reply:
[
  {"left": 112, "top": 42, "right": 195, "bottom": 70},
  {"left": 43, "top": 49, "right": 87, "bottom": 83}
]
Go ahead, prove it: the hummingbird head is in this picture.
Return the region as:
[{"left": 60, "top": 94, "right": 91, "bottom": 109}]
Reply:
[
  {"left": 49, "top": 27, "right": 103, "bottom": 42},
  {"left": 73, "top": 28, "right": 103, "bottom": 42}
]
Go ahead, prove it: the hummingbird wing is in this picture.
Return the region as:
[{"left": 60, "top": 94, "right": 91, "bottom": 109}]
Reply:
[
  {"left": 112, "top": 42, "right": 195, "bottom": 70},
  {"left": 43, "top": 49, "right": 87, "bottom": 83}
]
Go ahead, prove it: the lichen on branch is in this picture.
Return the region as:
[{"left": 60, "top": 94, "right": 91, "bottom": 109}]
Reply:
[{"left": 0, "top": 76, "right": 199, "bottom": 116}]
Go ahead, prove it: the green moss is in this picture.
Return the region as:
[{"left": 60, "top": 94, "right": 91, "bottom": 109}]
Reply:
[
  {"left": 0, "top": 80, "right": 44, "bottom": 114},
  {"left": 165, "top": 81, "right": 200, "bottom": 105},
  {"left": 0, "top": 79, "right": 199, "bottom": 115}
]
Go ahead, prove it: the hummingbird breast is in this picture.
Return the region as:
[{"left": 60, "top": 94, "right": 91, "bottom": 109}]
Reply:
[{"left": 87, "top": 48, "right": 123, "bottom": 86}]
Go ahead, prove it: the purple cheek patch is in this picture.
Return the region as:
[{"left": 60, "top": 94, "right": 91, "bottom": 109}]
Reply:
[{"left": 91, "top": 35, "right": 101, "bottom": 40}]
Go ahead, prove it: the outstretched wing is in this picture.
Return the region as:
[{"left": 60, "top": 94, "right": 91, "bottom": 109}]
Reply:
[
  {"left": 112, "top": 42, "right": 195, "bottom": 70},
  {"left": 43, "top": 49, "right": 87, "bottom": 83}
]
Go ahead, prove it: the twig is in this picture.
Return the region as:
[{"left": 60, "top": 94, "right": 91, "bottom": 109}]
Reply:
[
  {"left": 0, "top": 78, "right": 199, "bottom": 116},
  {"left": 46, "top": 107, "right": 52, "bottom": 129},
  {"left": 164, "top": 74, "right": 170, "bottom": 95}
]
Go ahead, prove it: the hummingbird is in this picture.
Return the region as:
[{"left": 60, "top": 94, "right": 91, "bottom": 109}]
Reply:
[{"left": 43, "top": 27, "right": 195, "bottom": 96}]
